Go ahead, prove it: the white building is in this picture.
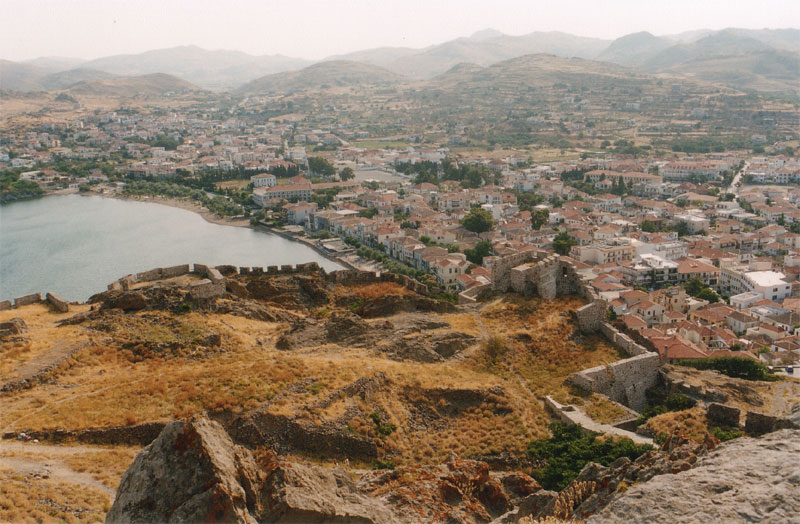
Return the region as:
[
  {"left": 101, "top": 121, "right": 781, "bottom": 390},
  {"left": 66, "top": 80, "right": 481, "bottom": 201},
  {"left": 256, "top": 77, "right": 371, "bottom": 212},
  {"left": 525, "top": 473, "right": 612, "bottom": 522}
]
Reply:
[
  {"left": 251, "top": 173, "right": 276, "bottom": 188},
  {"left": 721, "top": 266, "right": 792, "bottom": 303}
]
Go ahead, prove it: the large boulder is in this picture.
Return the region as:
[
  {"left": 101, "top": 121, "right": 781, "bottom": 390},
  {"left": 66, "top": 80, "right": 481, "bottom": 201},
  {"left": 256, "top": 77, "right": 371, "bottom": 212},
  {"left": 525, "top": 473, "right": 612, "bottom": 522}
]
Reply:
[
  {"left": 106, "top": 417, "right": 260, "bottom": 523},
  {"left": 107, "top": 416, "right": 394, "bottom": 523},
  {"left": 108, "top": 416, "right": 542, "bottom": 524},
  {"left": 586, "top": 430, "right": 800, "bottom": 524}
]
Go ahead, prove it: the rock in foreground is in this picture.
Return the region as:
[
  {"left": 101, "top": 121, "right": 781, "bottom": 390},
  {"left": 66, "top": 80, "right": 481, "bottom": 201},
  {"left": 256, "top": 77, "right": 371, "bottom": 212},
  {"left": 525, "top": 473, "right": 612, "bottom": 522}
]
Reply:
[
  {"left": 107, "top": 416, "right": 538, "bottom": 523},
  {"left": 587, "top": 429, "right": 800, "bottom": 524}
]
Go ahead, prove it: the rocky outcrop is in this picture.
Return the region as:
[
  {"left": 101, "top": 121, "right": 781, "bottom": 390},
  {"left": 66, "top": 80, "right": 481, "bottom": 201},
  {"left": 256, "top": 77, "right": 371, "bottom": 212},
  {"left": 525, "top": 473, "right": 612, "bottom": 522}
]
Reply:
[
  {"left": 586, "top": 429, "right": 800, "bottom": 524},
  {"left": 276, "top": 312, "right": 475, "bottom": 362},
  {"left": 0, "top": 317, "right": 26, "bottom": 339},
  {"left": 106, "top": 417, "right": 260, "bottom": 524},
  {"left": 94, "top": 290, "right": 148, "bottom": 311},
  {"left": 108, "top": 416, "right": 540, "bottom": 524}
]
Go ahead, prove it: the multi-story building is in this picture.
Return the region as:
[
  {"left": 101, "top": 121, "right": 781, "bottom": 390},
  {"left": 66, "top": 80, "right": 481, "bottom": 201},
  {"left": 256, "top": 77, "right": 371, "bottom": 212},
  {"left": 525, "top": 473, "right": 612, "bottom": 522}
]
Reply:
[
  {"left": 571, "top": 239, "right": 636, "bottom": 265},
  {"left": 251, "top": 173, "right": 277, "bottom": 188},
  {"left": 720, "top": 262, "right": 792, "bottom": 302}
]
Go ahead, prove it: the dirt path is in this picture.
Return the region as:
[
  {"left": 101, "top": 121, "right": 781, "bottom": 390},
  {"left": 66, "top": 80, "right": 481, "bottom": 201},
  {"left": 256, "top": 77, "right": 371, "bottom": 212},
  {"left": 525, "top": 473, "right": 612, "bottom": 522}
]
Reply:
[
  {"left": 1, "top": 341, "right": 88, "bottom": 392},
  {"left": 0, "top": 442, "right": 115, "bottom": 497},
  {"left": 1, "top": 375, "right": 148, "bottom": 433}
]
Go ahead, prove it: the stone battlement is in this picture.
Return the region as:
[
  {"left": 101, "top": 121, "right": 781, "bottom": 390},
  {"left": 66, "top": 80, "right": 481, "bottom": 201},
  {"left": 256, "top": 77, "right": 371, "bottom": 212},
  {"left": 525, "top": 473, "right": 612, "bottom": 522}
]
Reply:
[{"left": 461, "top": 251, "right": 605, "bottom": 333}]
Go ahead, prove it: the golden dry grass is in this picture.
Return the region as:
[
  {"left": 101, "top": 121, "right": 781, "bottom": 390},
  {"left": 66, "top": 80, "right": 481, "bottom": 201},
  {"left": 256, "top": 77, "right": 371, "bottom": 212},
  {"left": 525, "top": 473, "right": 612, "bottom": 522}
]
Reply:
[
  {"left": 644, "top": 407, "right": 710, "bottom": 441},
  {"left": 583, "top": 395, "right": 628, "bottom": 425},
  {"left": 1, "top": 293, "right": 623, "bottom": 470},
  {"left": 0, "top": 303, "right": 92, "bottom": 376},
  {"left": 0, "top": 467, "right": 110, "bottom": 523},
  {"left": 0, "top": 444, "right": 139, "bottom": 490},
  {"left": 336, "top": 281, "right": 414, "bottom": 299}
]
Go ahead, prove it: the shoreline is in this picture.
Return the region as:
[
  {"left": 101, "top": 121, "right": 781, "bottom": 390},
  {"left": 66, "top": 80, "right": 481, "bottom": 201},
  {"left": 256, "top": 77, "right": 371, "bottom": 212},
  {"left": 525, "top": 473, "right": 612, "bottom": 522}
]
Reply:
[
  {"left": 98, "top": 190, "right": 252, "bottom": 228},
  {"left": 92, "top": 188, "right": 362, "bottom": 271}
]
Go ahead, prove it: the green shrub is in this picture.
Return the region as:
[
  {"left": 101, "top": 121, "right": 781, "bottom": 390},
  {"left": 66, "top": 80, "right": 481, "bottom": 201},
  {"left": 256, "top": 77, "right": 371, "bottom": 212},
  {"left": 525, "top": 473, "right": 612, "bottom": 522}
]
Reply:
[
  {"left": 370, "top": 412, "right": 396, "bottom": 437},
  {"left": 676, "top": 357, "right": 775, "bottom": 381},
  {"left": 372, "top": 458, "right": 397, "bottom": 470},
  {"left": 711, "top": 426, "right": 743, "bottom": 442},
  {"left": 527, "top": 423, "right": 653, "bottom": 491},
  {"left": 635, "top": 392, "right": 696, "bottom": 426}
]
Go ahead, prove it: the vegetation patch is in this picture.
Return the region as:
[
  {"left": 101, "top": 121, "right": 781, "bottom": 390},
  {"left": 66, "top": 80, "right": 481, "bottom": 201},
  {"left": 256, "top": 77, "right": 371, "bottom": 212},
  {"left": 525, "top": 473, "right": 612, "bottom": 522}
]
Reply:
[
  {"left": 676, "top": 357, "right": 777, "bottom": 381},
  {"left": 527, "top": 423, "right": 653, "bottom": 491}
]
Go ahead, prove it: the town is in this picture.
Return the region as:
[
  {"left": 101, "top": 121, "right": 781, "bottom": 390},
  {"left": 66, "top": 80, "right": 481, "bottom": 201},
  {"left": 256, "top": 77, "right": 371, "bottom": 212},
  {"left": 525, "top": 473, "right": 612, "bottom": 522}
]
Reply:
[{"left": 2, "top": 86, "right": 799, "bottom": 375}]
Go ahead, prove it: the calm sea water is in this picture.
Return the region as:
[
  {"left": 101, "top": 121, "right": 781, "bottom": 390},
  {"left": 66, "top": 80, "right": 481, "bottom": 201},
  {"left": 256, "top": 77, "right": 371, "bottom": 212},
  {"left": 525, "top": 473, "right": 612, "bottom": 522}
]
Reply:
[{"left": 0, "top": 194, "right": 342, "bottom": 301}]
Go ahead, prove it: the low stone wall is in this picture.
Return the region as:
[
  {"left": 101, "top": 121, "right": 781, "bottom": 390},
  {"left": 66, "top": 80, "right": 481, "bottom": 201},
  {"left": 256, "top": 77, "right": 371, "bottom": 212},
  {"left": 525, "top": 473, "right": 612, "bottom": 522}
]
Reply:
[
  {"left": 744, "top": 411, "right": 798, "bottom": 436},
  {"left": 14, "top": 293, "right": 42, "bottom": 307},
  {"left": 46, "top": 292, "right": 69, "bottom": 313},
  {"left": 567, "top": 353, "right": 661, "bottom": 412},
  {"left": 706, "top": 403, "right": 741, "bottom": 428},
  {"left": 189, "top": 279, "right": 226, "bottom": 300},
  {"left": 0, "top": 300, "right": 11, "bottom": 311},
  {"left": 3, "top": 422, "right": 167, "bottom": 446},
  {"left": 598, "top": 323, "right": 649, "bottom": 357},
  {"left": 136, "top": 264, "right": 192, "bottom": 282},
  {"left": 230, "top": 411, "right": 378, "bottom": 459}
]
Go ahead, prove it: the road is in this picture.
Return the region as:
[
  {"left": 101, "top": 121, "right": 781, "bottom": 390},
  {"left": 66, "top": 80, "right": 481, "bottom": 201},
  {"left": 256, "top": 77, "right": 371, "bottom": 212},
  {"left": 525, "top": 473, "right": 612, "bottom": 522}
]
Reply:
[{"left": 727, "top": 161, "right": 748, "bottom": 195}]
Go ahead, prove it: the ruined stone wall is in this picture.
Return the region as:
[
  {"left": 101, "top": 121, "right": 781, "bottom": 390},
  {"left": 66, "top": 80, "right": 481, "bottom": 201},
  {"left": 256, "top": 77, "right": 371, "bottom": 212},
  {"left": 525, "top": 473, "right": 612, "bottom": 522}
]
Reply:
[
  {"left": 4, "top": 422, "right": 167, "bottom": 446},
  {"left": 14, "top": 293, "right": 42, "bottom": 307},
  {"left": 567, "top": 353, "right": 661, "bottom": 412}
]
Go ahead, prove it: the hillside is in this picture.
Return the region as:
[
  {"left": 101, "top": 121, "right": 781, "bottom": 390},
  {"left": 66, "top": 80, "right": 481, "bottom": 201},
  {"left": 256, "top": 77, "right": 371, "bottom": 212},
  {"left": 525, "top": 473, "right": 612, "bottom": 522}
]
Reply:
[
  {"left": 0, "top": 60, "right": 49, "bottom": 91},
  {"left": 22, "top": 56, "right": 86, "bottom": 73},
  {"left": 65, "top": 73, "right": 199, "bottom": 97},
  {"left": 237, "top": 60, "right": 405, "bottom": 95},
  {"left": 2, "top": 264, "right": 798, "bottom": 522},
  {"left": 79, "top": 45, "right": 311, "bottom": 90},
  {"left": 384, "top": 31, "right": 610, "bottom": 79},
  {"left": 39, "top": 68, "right": 118, "bottom": 91},
  {"left": 596, "top": 31, "right": 674, "bottom": 67},
  {"left": 429, "top": 53, "right": 649, "bottom": 92}
]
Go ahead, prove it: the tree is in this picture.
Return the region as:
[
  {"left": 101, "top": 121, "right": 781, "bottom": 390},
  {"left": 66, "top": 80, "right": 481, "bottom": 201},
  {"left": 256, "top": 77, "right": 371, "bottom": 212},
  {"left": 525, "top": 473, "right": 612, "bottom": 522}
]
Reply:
[
  {"left": 308, "top": 157, "right": 335, "bottom": 177},
  {"left": 552, "top": 232, "right": 577, "bottom": 256},
  {"left": 339, "top": 167, "right": 355, "bottom": 181},
  {"left": 531, "top": 208, "right": 549, "bottom": 231},
  {"left": 464, "top": 241, "right": 493, "bottom": 264},
  {"left": 461, "top": 207, "right": 495, "bottom": 233},
  {"left": 641, "top": 220, "right": 660, "bottom": 233}
]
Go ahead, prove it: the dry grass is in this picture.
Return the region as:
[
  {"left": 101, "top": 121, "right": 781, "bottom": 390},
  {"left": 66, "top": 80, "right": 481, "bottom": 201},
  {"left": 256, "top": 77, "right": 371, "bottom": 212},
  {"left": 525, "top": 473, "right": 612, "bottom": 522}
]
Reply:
[
  {"left": 336, "top": 282, "right": 414, "bottom": 299},
  {"left": 583, "top": 395, "right": 628, "bottom": 425},
  {"left": 0, "top": 467, "right": 109, "bottom": 523},
  {"left": 475, "top": 296, "right": 624, "bottom": 398},
  {"left": 1, "top": 293, "right": 619, "bottom": 473},
  {"left": 0, "top": 303, "right": 92, "bottom": 376},
  {"left": 644, "top": 407, "right": 710, "bottom": 441}
]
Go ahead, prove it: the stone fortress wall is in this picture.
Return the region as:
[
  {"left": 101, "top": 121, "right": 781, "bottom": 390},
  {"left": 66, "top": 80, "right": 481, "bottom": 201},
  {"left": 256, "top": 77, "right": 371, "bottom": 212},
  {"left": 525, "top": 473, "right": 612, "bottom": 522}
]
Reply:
[
  {"left": 459, "top": 250, "right": 660, "bottom": 412},
  {"left": 460, "top": 250, "right": 605, "bottom": 334},
  {"left": 104, "top": 262, "right": 432, "bottom": 301}
]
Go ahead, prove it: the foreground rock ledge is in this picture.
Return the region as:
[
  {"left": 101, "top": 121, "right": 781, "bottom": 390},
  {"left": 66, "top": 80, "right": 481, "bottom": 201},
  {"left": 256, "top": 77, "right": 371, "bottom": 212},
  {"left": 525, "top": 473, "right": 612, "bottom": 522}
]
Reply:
[
  {"left": 587, "top": 429, "right": 800, "bottom": 524},
  {"left": 106, "top": 416, "right": 538, "bottom": 523}
]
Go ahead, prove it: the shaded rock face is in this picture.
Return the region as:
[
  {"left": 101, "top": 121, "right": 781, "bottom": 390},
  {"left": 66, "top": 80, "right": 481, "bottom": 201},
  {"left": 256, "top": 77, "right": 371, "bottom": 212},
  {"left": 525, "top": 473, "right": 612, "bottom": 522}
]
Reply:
[
  {"left": 0, "top": 317, "right": 27, "bottom": 339},
  {"left": 586, "top": 429, "right": 800, "bottom": 524},
  {"left": 106, "top": 417, "right": 259, "bottom": 524},
  {"left": 564, "top": 430, "right": 718, "bottom": 520},
  {"left": 95, "top": 291, "right": 148, "bottom": 311},
  {"left": 108, "top": 416, "right": 539, "bottom": 524}
]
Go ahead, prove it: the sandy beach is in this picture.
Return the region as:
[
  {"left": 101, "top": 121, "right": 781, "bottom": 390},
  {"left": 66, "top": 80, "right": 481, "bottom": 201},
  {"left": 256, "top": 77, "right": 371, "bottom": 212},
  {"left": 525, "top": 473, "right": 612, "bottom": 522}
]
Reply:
[{"left": 89, "top": 188, "right": 251, "bottom": 228}]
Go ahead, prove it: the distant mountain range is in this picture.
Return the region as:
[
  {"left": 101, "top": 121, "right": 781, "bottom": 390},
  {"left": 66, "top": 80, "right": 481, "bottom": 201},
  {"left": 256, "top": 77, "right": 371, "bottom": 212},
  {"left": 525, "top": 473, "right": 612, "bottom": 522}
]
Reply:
[
  {"left": 1, "top": 28, "right": 798, "bottom": 95},
  {"left": 236, "top": 60, "right": 402, "bottom": 95}
]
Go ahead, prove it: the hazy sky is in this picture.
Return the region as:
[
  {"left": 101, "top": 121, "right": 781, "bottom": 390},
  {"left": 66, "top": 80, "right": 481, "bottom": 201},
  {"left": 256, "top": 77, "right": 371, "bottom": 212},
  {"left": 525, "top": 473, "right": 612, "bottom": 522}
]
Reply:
[{"left": 2, "top": 0, "right": 798, "bottom": 61}]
